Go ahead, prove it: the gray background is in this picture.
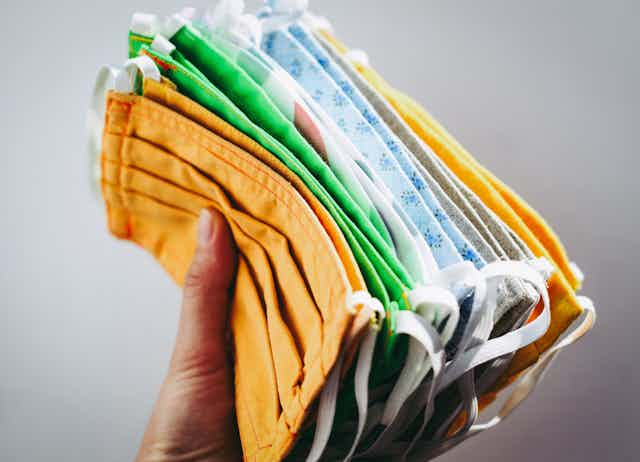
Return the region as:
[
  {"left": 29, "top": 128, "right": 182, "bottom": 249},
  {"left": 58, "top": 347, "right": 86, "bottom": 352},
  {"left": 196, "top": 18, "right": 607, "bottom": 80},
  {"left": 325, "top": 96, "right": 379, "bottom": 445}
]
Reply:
[{"left": 1, "top": 0, "right": 638, "bottom": 460}]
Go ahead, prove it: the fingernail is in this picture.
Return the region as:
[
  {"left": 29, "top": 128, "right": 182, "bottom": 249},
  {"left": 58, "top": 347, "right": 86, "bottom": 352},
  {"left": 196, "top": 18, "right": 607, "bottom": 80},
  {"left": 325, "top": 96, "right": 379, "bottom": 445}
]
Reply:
[{"left": 197, "top": 209, "right": 214, "bottom": 246}]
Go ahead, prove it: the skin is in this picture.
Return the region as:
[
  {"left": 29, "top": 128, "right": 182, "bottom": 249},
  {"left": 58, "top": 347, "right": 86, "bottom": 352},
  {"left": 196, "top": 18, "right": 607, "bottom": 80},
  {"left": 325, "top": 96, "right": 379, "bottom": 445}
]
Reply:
[{"left": 136, "top": 209, "right": 242, "bottom": 462}]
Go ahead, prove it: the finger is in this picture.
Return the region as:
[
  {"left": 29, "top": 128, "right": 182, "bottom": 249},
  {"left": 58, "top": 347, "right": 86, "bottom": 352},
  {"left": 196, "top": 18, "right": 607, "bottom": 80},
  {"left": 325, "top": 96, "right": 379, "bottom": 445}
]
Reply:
[{"left": 170, "top": 208, "right": 237, "bottom": 375}]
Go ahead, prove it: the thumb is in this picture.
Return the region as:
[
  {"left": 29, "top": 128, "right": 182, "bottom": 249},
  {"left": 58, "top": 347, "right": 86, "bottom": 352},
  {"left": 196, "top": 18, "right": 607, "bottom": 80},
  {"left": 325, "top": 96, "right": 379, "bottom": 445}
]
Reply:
[{"left": 170, "top": 208, "right": 237, "bottom": 376}]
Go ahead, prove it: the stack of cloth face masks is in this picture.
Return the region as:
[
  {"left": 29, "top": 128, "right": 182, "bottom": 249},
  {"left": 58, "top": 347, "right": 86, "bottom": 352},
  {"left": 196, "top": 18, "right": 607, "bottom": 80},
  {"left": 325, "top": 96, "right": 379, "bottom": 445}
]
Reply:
[{"left": 88, "top": 1, "right": 596, "bottom": 460}]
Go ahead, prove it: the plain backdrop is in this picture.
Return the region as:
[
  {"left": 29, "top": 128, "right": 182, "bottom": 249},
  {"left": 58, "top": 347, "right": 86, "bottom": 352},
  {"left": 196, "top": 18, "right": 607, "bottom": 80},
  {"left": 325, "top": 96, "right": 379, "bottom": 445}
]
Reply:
[{"left": 1, "top": 1, "right": 638, "bottom": 460}]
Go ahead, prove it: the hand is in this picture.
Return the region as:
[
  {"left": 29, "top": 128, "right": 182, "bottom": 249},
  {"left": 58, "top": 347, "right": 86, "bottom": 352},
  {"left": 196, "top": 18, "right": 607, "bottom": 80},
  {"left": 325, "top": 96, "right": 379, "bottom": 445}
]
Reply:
[{"left": 136, "top": 209, "right": 242, "bottom": 462}]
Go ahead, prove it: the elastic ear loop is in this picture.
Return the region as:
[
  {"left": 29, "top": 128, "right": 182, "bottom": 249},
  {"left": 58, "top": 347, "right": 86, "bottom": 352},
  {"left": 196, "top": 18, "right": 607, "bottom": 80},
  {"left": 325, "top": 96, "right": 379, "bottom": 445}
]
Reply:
[
  {"left": 87, "top": 65, "right": 121, "bottom": 198},
  {"left": 360, "top": 260, "right": 550, "bottom": 459},
  {"left": 432, "top": 261, "right": 543, "bottom": 442},
  {"left": 341, "top": 293, "right": 386, "bottom": 462},
  {"left": 87, "top": 56, "right": 161, "bottom": 199},
  {"left": 407, "top": 295, "right": 596, "bottom": 462},
  {"left": 355, "top": 261, "right": 482, "bottom": 459},
  {"left": 304, "top": 291, "right": 384, "bottom": 462},
  {"left": 384, "top": 261, "right": 487, "bottom": 425},
  {"left": 401, "top": 259, "right": 557, "bottom": 459},
  {"left": 115, "top": 56, "right": 162, "bottom": 94},
  {"left": 355, "top": 311, "right": 447, "bottom": 460},
  {"left": 399, "top": 263, "right": 491, "bottom": 459},
  {"left": 380, "top": 283, "right": 461, "bottom": 426}
]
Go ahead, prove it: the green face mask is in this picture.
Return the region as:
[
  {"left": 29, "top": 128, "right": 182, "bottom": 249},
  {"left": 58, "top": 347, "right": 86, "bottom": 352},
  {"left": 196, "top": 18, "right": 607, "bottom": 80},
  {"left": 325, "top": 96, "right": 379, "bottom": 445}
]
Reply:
[
  {"left": 163, "top": 17, "right": 414, "bottom": 290},
  {"left": 200, "top": 27, "right": 433, "bottom": 285}
]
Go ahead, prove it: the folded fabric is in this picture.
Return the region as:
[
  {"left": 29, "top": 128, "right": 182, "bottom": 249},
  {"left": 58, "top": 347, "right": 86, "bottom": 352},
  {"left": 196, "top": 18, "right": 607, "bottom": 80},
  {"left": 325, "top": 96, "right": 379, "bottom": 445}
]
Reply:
[
  {"left": 89, "top": 6, "right": 596, "bottom": 461},
  {"left": 102, "top": 90, "right": 370, "bottom": 460},
  {"left": 315, "top": 29, "right": 583, "bottom": 361}
]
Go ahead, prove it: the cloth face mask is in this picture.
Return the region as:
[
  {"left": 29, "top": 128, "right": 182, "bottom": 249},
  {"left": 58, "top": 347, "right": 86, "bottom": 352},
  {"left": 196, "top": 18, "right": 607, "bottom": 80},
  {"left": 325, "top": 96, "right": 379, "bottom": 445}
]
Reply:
[
  {"left": 101, "top": 88, "right": 375, "bottom": 461},
  {"left": 312, "top": 22, "right": 581, "bottom": 289},
  {"left": 259, "top": 25, "right": 463, "bottom": 271},
  {"left": 315, "top": 36, "right": 541, "bottom": 339},
  {"left": 164, "top": 16, "right": 411, "bottom": 286},
  {"left": 310, "top": 28, "right": 592, "bottom": 432},
  {"left": 315, "top": 27, "right": 584, "bottom": 359},
  {"left": 134, "top": 46, "right": 395, "bottom": 310},
  {"left": 103, "top": 76, "right": 461, "bottom": 462},
  {"left": 139, "top": 76, "right": 374, "bottom": 365},
  {"left": 135, "top": 40, "right": 467, "bottom": 373},
  {"left": 174, "top": 8, "right": 435, "bottom": 283},
  {"left": 159, "top": 19, "right": 429, "bottom": 326},
  {"left": 285, "top": 21, "right": 486, "bottom": 271},
  {"left": 204, "top": 28, "right": 434, "bottom": 284}
]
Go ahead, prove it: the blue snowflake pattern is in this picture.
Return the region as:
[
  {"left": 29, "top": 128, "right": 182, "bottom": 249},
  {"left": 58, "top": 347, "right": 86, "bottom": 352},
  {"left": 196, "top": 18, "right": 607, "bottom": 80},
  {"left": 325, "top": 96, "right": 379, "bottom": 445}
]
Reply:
[
  {"left": 410, "top": 171, "right": 426, "bottom": 191},
  {"left": 289, "top": 59, "right": 303, "bottom": 78},
  {"left": 317, "top": 56, "right": 330, "bottom": 70},
  {"left": 337, "top": 118, "right": 348, "bottom": 132},
  {"left": 362, "top": 108, "right": 380, "bottom": 128},
  {"left": 460, "top": 244, "right": 480, "bottom": 266},
  {"left": 379, "top": 153, "right": 396, "bottom": 172},
  {"left": 289, "top": 25, "right": 304, "bottom": 41},
  {"left": 356, "top": 120, "right": 372, "bottom": 135},
  {"left": 386, "top": 138, "right": 400, "bottom": 155},
  {"left": 333, "top": 90, "right": 348, "bottom": 107},
  {"left": 400, "top": 190, "right": 420, "bottom": 207},
  {"left": 426, "top": 229, "right": 444, "bottom": 249},
  {"left": 434, "top": 207, "right": 448, "bottom": 224},
  {"left": 338, "top": 80, "right": 354, "bottom": 98}
]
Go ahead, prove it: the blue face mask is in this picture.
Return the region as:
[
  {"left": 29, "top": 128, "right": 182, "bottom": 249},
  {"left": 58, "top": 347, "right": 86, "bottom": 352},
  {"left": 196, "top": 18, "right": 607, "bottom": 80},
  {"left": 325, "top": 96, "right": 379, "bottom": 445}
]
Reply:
[
  {"left": 286, "top": 22, "right": 486, "bottom": 271},
  {"left": 260, "top": 25, "right": 463, "bottom": 270}
]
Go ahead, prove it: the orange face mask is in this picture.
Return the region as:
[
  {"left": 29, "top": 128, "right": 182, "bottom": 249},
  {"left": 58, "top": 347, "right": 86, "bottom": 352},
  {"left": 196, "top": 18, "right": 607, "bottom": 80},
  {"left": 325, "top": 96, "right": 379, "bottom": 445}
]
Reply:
[
  {"left": 101, "top": 89, "right": 371, "bottom": 461},
  {"left": 140, "top": 78, "right": 372, "bottom": 369}
]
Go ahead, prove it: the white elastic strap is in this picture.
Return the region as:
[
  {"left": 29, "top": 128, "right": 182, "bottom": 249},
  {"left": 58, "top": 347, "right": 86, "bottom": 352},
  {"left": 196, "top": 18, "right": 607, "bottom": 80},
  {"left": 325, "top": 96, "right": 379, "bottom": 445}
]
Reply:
[
  {"left": 411, "top": 262, "right": 487, "bottom": 393},
  {"left": 342, "top": 327, "right": 379, "bottom": 461},
  {"left": 471, "top": 295, "right": 596, "bottom": 432},
  {"left": 570, "top": 261, "right": 585, "bottom": 284},
  {"left": 164, "top": 13, "right": 191, "bottom": 39},
  {"left": 402, "top": 260, "right": 553, "bottom": 459},
  {"left": 151, "top": 35, "right": 176, "bottom": 56},
  {"left": 306, "top": 292, "right": 384, "bottom": 462},
  {"left": 438, "top": 260, "right": 550, "bottom": 392},
  {"left": 305, "top": 354, "right": 342, "bottom": 462},
  {"left": 407, "top": 295, "right": 596, "bottom": 461},
  {"left": 345, "top": 49, "right": 370, "bottom": 68},
  {"left": 87, "top": 65, "right": 121, "bottom": 195},
  {"left": 356, "top": 310, "right": 445, "bottom": 459},
  {"left": 130, "top": 12, "right": 159, "bottom": 37},
  {"left": 115, "top": 56, "right": 162, "bottom": 94},
  {"left": 380, "top": 284, "right": 459, "bottom": 426},
  {"left": 401, "top": 264, "right": 491, "bottom": 458}
]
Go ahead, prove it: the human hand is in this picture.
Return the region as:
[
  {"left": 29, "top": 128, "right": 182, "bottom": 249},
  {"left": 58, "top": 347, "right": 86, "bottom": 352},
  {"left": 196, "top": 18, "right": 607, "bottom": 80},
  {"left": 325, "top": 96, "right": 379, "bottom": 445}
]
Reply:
[{"left": 136, "top": 209, "right": 241, "bottom": 462}]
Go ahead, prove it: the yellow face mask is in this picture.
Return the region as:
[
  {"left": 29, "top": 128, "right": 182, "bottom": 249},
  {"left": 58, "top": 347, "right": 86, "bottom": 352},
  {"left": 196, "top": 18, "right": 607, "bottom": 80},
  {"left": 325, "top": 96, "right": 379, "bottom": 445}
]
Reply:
[{"left": 101, "top": 90, "right": 370, "bottom": 461}]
